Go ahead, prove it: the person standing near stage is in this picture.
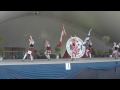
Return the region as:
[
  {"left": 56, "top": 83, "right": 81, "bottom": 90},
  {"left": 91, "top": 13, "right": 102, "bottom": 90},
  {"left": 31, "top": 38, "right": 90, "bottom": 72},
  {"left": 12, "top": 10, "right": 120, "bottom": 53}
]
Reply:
[
  {"left": 44, "top": 39, "right": 51, "bottom": 60},
  {"left": 23, "top": 35, "right": 35, "bottom": 61},
  {"left": 86, "top": 40, "right": 92, "bottom": 59}
]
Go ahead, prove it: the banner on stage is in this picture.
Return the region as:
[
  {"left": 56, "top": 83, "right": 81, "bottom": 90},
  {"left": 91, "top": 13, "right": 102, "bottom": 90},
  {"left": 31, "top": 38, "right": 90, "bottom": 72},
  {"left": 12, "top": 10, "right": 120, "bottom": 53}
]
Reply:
[
  {"left": 66, "top": 36, "right": 86, "bottom": 58},
  {"left": 65, "top": 63, "right": 71, "bottom": 70}
]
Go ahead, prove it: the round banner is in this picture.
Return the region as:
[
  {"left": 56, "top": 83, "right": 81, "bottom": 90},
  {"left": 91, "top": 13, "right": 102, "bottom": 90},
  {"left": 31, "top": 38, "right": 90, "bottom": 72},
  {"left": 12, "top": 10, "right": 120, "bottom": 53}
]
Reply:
[{"left": 66, "top": 36, "right": 86, "bottom": 58}]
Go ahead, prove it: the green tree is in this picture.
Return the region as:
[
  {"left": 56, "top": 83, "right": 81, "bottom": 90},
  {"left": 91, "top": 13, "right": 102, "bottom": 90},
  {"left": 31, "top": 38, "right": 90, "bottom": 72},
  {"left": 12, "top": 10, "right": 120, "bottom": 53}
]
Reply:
[
  {"left": 0, "top": 35, "right": 3, "bottom": 44},
  {"left": 0, "top": 48, "right": 4, "bottom": 56},
  {"left": 0, "top": 35, "right": 4, "bottom": 57},
  {"left": 102, "top": 36, "right": 111, "bottom": 55},
  {"left": 55, "top": 45, "right": 61, "bottom": 55}
]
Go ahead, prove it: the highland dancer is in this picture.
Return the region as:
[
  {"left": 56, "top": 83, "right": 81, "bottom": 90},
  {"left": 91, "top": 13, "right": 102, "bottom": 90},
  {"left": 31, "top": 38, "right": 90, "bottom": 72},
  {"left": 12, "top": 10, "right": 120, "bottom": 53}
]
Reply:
[
  {"left": 44, "top": 40, "right": 51, "bottom": 60},
  {"left": 23, "top": 35, "right": 35, "bottom": 61},
  {"left": 112, "top": 42, "right": 119, "bottom": 59},
  {"left": 71, "top": 36, "right": 80, "bottom": 60},
  {"left": 86, "top": 40, "right": 92, "bottom": 59},
  {"left": 83, "top": 29, "right": 92, "bottom": 59}
]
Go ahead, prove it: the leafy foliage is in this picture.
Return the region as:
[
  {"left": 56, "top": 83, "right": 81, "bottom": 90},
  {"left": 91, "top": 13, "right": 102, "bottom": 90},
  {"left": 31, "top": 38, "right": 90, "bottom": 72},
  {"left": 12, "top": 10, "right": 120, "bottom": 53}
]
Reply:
[
  {"left": 102, "top": 36, "right": 111, "bottom": 45},
  {"left": 0, "top": 35, "right": 3, "bottom": 44},
  {"left": 55, "top": 45, "right": 61, "bottom": 55}
]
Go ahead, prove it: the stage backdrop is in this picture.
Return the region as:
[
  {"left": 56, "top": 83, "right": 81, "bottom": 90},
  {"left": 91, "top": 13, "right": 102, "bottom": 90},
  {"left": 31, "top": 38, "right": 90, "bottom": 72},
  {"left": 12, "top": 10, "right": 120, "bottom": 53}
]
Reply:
[{"left": 0, "top": 15, "right": 109, "bottom": 57}]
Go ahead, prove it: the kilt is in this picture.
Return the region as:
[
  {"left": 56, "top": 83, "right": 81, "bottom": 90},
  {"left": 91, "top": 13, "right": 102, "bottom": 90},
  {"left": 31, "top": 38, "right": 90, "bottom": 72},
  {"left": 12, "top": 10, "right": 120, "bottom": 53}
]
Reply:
[
  {"left": 46, "top": 50, "right": 52, "bottom": 55},
  {"left": 113, "top": 50, "right": 118, "bottom": 55},
  {"left": 28, "top": 48, "right": 34, "bottom": 55},
  {"left": 88, "top": 48, "right": 92, "bottom": 54}
]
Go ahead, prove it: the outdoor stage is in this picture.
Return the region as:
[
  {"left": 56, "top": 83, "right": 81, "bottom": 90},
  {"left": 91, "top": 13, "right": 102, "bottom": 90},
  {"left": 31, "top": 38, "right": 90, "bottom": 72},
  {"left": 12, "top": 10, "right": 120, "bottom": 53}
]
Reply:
[{"left": 0, "top": 58, "right": 120, "bottom": 79}]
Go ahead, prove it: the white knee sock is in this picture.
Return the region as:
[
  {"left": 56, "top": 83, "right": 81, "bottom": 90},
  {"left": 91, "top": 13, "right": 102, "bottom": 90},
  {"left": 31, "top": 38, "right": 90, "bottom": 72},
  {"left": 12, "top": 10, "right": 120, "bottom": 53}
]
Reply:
[
  {"left": 23, "top": 53, "right": 27, "bottom": 60},
  {"left": 89, "top": 53, "right": 91, "bottom": 59},
  {"left": 72, "top": 54, "right": 75, "bottom": 59},
  {"left": 86, "top": 49, "right": 89, "bottom": 57},
  {"left": 86, "top": 52, "right": 88, "bottom": 57},
  {"left": 30, "top": 54, "right": 33, "bottom": 61},
  {"left": 56, "top": 55, "right": 59, "bottom": 59},
  {"left": 47, "top": 55, "right": 50, "bottom": 59}
]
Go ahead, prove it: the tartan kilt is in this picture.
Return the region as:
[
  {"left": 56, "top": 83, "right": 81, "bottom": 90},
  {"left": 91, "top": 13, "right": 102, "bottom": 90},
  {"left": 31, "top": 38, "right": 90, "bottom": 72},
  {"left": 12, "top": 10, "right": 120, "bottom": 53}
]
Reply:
[
  {"left": 46, "top": 50, "right": 52, "bottom": 55},
  {"left": 28, "top": 48, "right": 34, "bottom": 55},
  {"left": 88, "top": 48, "right": 92, "bottom": 54}
]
